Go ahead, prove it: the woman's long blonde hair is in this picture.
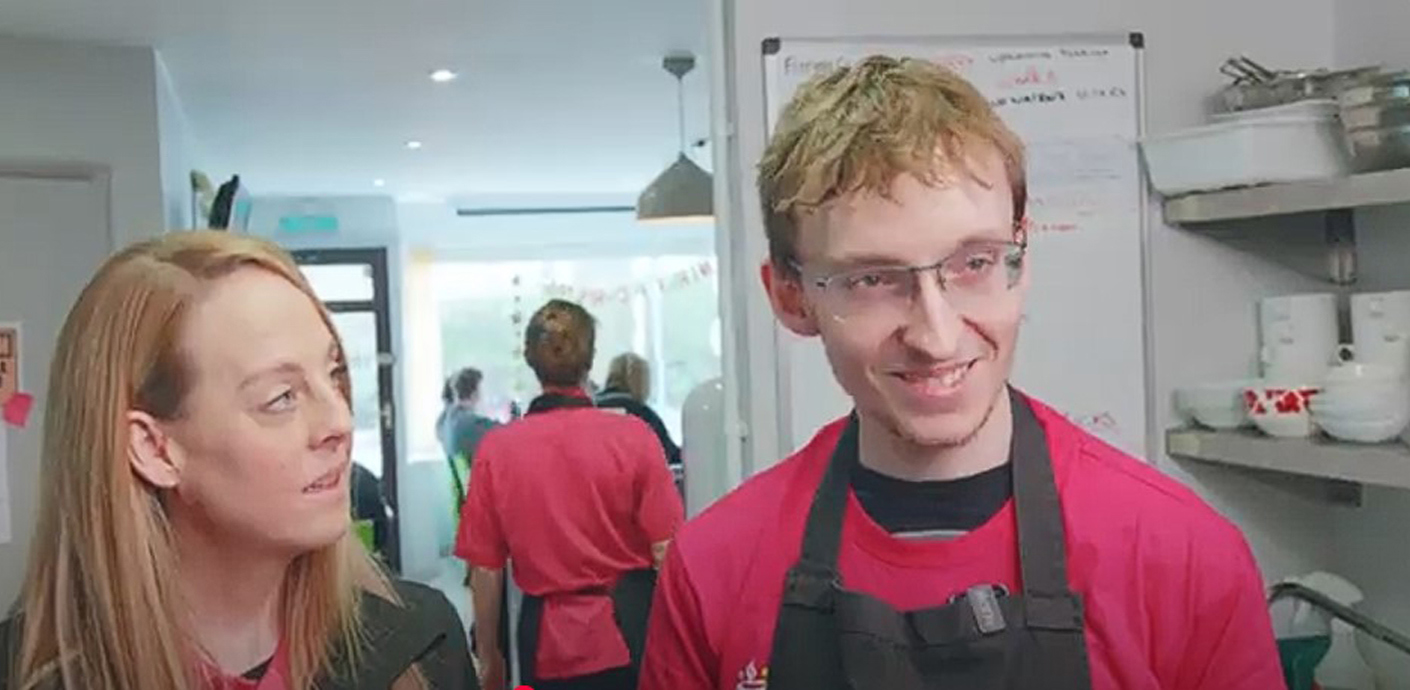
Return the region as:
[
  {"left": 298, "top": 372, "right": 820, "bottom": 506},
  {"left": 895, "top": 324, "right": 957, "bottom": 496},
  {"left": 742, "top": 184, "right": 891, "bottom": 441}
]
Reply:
[
  {"left": 12, "top": 231, "right": 419, "bottom": 690},
  {"left": 604, "top": 353, "right": 650, "bottom": 402}
]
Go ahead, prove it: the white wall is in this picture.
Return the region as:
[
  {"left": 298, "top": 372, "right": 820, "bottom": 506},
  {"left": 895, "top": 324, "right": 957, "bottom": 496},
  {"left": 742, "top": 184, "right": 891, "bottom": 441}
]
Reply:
[
  {"left": 0, "top": 35, "right": 168, "bottom": 245},
  {"left": 1331, "top": 0, "right": 1410, "bottom": 667},
  {"left": 721, "top": 0, "right": 1343, "bottom": 587},
  {"left": 398, "top": 198, "right": 717, "bottom": 261},
  {"left": 155, "top": 53, "right": 200, "bottom": 231},
  {"left": 0, "top": 35, "right": 197, "bottom": 607}
]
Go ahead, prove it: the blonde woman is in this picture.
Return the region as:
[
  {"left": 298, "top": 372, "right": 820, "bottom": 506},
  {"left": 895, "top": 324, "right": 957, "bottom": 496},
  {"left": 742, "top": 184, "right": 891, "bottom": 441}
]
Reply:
[
  {"left": 0, "top": 231, "right": 476, "bottom": 689},
  {"left": 594, "top": 353, "right": 680, "bottom": 466}
]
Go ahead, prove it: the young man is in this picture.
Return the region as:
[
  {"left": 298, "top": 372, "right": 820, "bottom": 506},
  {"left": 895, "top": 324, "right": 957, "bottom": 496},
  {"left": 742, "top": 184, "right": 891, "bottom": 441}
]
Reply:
[{"left": 638, "top": 57, "right": 1282, "bottom": 690}]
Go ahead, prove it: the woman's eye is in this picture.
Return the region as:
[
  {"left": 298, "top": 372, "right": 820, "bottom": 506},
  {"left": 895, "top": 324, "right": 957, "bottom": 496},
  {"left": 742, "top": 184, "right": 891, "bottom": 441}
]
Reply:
[{"left": 265, "top": 389, "right": 297, "bottom": 411}]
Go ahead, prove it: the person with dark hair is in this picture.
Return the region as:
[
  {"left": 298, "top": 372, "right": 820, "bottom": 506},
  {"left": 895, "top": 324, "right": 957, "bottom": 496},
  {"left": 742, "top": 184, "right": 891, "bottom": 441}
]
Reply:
[
  {"left": 456, "top": 299, "right": 684, "bottom": 690},
  {"left": 437, "top": 367, "right": 498, "bottom": 497},
  {"left": 595, "top": 353, "right": 681, "bottom": 467}
]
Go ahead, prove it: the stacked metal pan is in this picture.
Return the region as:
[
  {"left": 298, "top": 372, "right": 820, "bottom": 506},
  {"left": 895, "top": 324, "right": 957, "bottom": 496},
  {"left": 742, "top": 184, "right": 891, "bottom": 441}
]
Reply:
[{"left": 1339, "top": 71, "right": 1410, "bottom": 172}]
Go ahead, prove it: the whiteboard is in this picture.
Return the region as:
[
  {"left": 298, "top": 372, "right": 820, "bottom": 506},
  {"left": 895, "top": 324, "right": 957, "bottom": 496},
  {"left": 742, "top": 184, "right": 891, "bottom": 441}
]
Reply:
[{"left": 762, "top": 34, "right": 1151, "bottom": 460}]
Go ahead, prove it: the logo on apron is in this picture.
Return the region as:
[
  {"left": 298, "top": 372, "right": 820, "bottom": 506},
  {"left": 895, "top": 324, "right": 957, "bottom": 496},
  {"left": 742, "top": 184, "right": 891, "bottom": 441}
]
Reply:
[{"left": 735, "top": 660, "right": 769, "bottom": 690}]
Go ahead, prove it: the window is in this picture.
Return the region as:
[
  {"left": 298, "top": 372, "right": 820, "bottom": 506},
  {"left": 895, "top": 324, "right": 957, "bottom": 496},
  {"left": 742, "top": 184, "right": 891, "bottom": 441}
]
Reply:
[{"left": 407, "top": 254, "right": 721, "bottom": 463}]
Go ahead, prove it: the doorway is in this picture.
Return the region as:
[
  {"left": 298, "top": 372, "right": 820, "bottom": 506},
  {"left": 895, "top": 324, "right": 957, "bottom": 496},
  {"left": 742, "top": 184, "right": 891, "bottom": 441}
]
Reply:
[
  {"left": 291, "top": 247, "right": 401, "bottom": 572},
  {"left": 0, "top": 166, "right": 113, "bottom": 607}
]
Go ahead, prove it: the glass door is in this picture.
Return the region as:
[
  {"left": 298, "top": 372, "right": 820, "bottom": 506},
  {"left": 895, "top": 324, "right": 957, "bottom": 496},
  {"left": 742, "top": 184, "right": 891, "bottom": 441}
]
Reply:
[{"left": 292, "top": 248, "right": 401, "bottom": 572}]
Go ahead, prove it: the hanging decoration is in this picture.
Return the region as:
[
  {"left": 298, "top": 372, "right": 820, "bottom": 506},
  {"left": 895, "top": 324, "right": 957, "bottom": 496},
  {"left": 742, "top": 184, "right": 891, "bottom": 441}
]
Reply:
[
  {"left": 541, "top": 260, "right": 715, "bottom": 307},
  {"left": 502, "top": 260, "right": 716, "bottom": 408},
  {"left": 510, "top": 274, "right": 526, "bottom": 399}
]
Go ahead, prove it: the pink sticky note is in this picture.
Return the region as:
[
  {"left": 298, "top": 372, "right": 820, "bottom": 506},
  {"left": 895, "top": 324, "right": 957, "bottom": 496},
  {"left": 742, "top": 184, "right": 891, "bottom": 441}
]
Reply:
[{"left": 2, "top": 392, "right": 33, "bottom": 427}]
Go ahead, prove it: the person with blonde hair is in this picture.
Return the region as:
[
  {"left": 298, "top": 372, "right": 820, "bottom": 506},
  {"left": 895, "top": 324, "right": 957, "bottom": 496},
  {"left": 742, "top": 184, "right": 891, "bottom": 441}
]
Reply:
[
  {"left": 0, "top": 231, "right": 475, "bottom": 689},
  {"left": 457, "top": 299, "right": 682, "bottom": 690},
  {"left": 595, "top": 353, "right": 681, "bottom": 467},
  {"left": 640, "top": 56, "right": 1281, "bottom": 689}
]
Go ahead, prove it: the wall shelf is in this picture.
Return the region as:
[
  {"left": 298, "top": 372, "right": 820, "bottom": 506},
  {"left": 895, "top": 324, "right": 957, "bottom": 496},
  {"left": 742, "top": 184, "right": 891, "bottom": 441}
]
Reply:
[
  {"left": 1166, "top": 428, "right": 1410, "bottom": 491},
  {"left": 1163, "top": 168, "right": 1410, "bottom": 225}
]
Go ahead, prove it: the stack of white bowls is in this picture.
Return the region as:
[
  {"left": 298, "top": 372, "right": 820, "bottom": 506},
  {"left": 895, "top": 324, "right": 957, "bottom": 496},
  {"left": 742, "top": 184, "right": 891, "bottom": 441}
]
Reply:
[
  {"left": 1174, "top": 380, "right": 1258, "bottom": 430},
  {"left": 1309, "top": 362, "right": 1410, "bottom": 443}
]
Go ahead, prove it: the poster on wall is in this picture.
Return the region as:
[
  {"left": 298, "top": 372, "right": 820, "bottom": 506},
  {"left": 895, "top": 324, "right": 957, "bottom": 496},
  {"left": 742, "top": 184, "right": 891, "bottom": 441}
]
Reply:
[
  {"left": 0, "top": 323, "right": 16, "bottom": 403},
  {"left": 0, "top": 424, "right": 9, "bottom": 544},
  {"left": 0, "top": 322, "right": 17, "bottom": 544}
]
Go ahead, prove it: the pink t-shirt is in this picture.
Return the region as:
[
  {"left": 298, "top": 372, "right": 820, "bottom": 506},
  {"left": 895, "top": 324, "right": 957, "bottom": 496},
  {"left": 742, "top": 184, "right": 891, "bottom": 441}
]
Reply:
[
  {"left": 641, "top": 396, "right": 1283, "bottom": 690},
  {"left": 197, "top": 639, "right": 288, "bottom": 690},
  {"left": 457, "top": 405, "right": 684, "bottom": 679}
]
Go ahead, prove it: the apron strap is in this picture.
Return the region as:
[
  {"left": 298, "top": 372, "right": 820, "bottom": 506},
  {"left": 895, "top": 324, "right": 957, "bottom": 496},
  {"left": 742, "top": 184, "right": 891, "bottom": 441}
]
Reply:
[
  {"left": 1009, "top": 389, "right": 1084, "bottom": 631},
  {"left": 792, "top": 416, "right": 859, "bottom": 576}
]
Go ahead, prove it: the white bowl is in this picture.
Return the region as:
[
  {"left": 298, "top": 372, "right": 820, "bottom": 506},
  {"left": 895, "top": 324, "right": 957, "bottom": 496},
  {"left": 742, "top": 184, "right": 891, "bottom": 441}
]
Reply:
[
  {"left": 1176, "top": 380, "right": 1256, "bottom": 409},
  {"left": 1191, "top": 406, "right": 1250, "bottom": 430},
  {"left": 1176, "top": 381, "right": 1256, "bottom": 430},
  {"left": 1244, "top": 384, "right": 1321, "bottom": 438},
  {"left": 1253, "top": 413, "right": 1317, "bottom": 438},
  {"left": 1311, "top": 392, "right": 1409, "bottom": 416},
  {"left": 1321, "top": 416, "right": 1410, "bottom": 443},
  {"left": 1311, "top": 407, "right": 1410, "bottom": 427}
]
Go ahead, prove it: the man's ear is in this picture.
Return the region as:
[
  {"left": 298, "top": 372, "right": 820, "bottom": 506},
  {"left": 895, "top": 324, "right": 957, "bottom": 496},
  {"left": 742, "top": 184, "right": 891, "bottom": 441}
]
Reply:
[
  {"left": 761, "top": 261, "right": 820, "bottom": 337},
  {"left": 126, "top": 410, "right": 182, "bottom": 489}
]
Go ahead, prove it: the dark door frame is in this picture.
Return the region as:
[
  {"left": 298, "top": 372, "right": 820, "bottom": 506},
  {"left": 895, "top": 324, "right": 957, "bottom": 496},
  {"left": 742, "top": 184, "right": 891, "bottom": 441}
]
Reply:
[{"left": 291, "top": 247, "right": 401, "bottom": 573}]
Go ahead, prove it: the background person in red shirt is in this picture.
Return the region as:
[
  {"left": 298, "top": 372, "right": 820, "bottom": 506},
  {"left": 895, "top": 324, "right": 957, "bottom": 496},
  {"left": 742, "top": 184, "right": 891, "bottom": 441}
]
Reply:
[
  {"left": 638, "top": 57, "right": 1284, "bottom": 690},
  {"left": 457, "top": 299, "right": 684, "bottom": 690}
]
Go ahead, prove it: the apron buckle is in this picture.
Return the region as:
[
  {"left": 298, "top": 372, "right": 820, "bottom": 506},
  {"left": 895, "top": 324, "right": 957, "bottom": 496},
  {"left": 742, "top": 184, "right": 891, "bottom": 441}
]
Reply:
[
  {"left": 783, "top": 564, "right": 840, "bottom": 611},
  {"left": 1027, "top": 592, "right": 1085, "bottom": 631},
  {"left": 966, "top": 585, "right": 1007, "bottom": 635}
]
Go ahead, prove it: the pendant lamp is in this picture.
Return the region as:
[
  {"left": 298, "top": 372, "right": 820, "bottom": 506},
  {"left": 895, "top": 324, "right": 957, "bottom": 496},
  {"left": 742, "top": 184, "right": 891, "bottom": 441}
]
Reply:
[{"left": 637, "top": 53, "right": 714, "bottom": 223}]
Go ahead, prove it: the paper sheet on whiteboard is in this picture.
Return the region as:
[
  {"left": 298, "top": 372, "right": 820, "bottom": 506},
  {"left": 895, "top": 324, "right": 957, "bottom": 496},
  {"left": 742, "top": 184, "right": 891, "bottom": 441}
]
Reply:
[{"left": 0, "top": 424, "right": 10, "bottom": 544}]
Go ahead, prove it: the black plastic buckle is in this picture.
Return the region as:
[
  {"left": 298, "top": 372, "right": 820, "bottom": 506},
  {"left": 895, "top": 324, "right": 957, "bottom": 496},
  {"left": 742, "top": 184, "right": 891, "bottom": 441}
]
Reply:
[{"left": 782, "top": 563, "right": 840, "bottom": 611}]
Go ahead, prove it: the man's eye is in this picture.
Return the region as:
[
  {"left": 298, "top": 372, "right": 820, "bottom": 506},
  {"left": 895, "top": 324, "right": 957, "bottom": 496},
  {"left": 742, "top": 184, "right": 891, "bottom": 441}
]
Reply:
[{"left": 845, "top": 271, "right": 901, "bottom": 290}]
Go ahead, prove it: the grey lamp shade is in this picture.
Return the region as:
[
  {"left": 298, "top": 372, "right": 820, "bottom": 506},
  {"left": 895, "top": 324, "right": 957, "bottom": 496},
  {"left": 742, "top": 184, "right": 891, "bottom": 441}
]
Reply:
[{"left": 637, "top": 154, "right": 714, "bottom": 223}]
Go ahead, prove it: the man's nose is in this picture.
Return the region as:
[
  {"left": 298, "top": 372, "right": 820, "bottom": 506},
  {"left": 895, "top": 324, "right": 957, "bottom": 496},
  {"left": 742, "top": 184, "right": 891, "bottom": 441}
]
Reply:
[{"left": 898, "top": 272, "right": 964, "bottom": 358}]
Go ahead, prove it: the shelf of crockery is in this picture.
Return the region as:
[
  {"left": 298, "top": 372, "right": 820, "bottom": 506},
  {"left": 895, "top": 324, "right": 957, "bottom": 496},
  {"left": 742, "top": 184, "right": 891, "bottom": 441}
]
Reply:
[
  {"left": 1166, "top": 428, "right": 1410, "bottom": 491},
  {"left": 1162, "top": 167, "right": 1410, "bottom": 224}
]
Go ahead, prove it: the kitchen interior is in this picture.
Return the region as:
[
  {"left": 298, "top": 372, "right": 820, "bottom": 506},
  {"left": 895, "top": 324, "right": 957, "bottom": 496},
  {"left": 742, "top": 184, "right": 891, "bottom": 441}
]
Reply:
[
  {"left": 1141, "top": 52, "right": 1410, "bottom": 690},
  {"left": 6, "top": 0, "right": 1410, "bottom": 688}
]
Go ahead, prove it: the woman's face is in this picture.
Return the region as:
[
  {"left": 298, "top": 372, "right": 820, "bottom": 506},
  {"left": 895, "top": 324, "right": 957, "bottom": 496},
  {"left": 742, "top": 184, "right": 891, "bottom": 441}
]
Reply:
[{"left": 159, "top": 267, "right": 353, "bottom": 554}]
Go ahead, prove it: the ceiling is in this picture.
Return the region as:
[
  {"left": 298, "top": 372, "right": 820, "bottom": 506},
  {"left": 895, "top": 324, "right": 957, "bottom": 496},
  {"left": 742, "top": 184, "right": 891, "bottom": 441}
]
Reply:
[{"left": 0, "top": 0, "right": 713, "bottom": 199}]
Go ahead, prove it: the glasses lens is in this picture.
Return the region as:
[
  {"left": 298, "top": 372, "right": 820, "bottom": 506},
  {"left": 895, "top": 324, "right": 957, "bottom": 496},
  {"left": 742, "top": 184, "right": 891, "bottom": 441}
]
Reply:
[
  {"left": 814, "top": 243, "right": 1024, "bottom": 322},
  {"left": 819, "top": 267, "right": 915, "bottom": 320}
]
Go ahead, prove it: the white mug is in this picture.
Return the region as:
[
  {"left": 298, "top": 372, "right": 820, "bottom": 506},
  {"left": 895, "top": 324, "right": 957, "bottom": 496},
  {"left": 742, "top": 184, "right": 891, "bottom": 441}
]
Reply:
[
  {"left": 1351, "top": 290, "right": 1410, "bottom": 372},
  {"left": 1259, "top": 293, "right": 1339, "bottom": 383}
]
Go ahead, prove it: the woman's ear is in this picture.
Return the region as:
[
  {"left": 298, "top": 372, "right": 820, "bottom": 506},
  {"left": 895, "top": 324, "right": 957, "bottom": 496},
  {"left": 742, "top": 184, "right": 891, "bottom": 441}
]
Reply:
[{"left": 126, "top": 410, "right": 182, "bottom": 489}]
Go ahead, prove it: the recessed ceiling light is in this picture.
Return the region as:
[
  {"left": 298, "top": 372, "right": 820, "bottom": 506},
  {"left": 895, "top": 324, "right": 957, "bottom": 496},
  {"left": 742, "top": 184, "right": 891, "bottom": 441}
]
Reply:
[
  {"left": 429, "top": 69, "right": 458, "bottom": 83},
  {"left": 405, "top": 140, "right": 424, "bottom": 150},
  {"left": 373, "top": 179, "right": 387, "bottom": 188}
]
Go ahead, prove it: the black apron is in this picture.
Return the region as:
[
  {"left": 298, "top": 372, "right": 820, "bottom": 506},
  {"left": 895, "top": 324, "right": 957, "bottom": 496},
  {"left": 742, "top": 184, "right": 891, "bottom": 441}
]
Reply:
[
  {"left": 515, "top": 391, "right": 658, "bottom": 688},
  {"left": 767, "top": 390, "right": 1094, "bottom": 690}
]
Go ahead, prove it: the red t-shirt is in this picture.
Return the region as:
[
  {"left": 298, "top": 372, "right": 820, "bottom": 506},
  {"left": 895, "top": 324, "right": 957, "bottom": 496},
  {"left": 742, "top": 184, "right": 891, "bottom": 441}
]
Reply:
[
  {"left": 456, "top": 406, "right": 684, "bottom": 679},
  {"left": 196, "top": 639, "right": 288, "bottom": 690},
  {"left": 640, "top": 396, "right": 1282, "bottom": 690}
]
